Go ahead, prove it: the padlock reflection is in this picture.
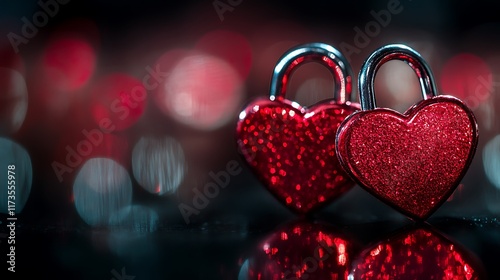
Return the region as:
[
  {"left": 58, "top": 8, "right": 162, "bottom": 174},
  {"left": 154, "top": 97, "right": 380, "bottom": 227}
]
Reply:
[
  {"left": 350, "top": 225, "right": 486, "bottom": 280},
  {"left": 243, "top": 220, "right": 357, "bottom": 280}
]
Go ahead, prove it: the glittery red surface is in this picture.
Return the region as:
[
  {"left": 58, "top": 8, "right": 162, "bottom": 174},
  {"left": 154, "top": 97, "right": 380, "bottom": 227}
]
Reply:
[
  {"left": 247, "top": 221, "right": 355, "bottom": 280},
  {"left": 351, "top": 227, "right": 484, "bottom": 279},
  {"left": 336, "top": 95, "right": 478, "bottom": 220},
  {"left": 236, "top": 97, "right": 358, "bottom": 214}
]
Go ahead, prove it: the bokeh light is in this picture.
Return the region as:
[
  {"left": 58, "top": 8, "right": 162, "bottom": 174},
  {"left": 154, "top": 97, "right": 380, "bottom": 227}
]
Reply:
[
  {"left": 51, "top": 128, "right": 130, "bottom": 185},
  {"left": 90, "top": 73, "right": 147, "bottom": 131},
  {"left": 253, "top": 40, "right": 303, "bottom": 89},
  {"left": 73, "top": 157, "right": 132, "bottom": 227},
  {"left": 40, "top": 37, "right": 96, "bottom": 92},
  {"left": 0, "top": 67, "right": 28, "bottom": 135},
  {"left": 375, "top": 60, "right": 423, "bottom": 112},
  {"left": 250, "top": 20, "right": 313, "bottom": 86},
  {"left": 132, "top": 136, "right": 185, "bottom": 195},
  {"left": 0, "top": 137, "right": 32, "bottom": 214},
  {"left": 153, "top": 49, "right": 189, "bottom": 76},
  {"left": 295, "top": 78, "right": 333, "bottom": 106},
  {"left": 440, "top": 53, "right": 492, "bottom": 110},
  {"left": 31, "top": 37, "right": 97, "bottom": 117},
  {"left": 289, "top": 58, "right": 340, "bottom": 106},
  {"left": 238, "top": 259, "right": 250, "bottom": 280},
  {"left": 483, "top": 135, "right": 500, "bottom": 190},
  {"left": 157, "top": 53, "right": 244, "bottom": 130},
  {"left": 195, "top": 29, "right": 253, "bottom": 79}
]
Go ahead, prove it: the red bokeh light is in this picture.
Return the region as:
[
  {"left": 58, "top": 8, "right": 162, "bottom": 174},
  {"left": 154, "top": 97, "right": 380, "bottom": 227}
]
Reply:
[
  {"left": 156, "top": 52, "right": 244, "bottom": 130},
  {"left": 440, "top": 53, "right": 492, "bottom": 110},
  {"left": 90, "top": 73, "right": 147, "bottom": 131},
  {"left": 195, "top": 29, "right": 253, "bottom": 79},
  {"left": 0, "top": 67, "right": 28, "bottom": 134},
  {"left": 41, "top": 37, "right": 96, "bottom": 92},
  {"left": 29, "top": 38, "right": 96, "bottom": 118},
  {"left": 152, "top": 48, "right": 190, "bottom": 84}
]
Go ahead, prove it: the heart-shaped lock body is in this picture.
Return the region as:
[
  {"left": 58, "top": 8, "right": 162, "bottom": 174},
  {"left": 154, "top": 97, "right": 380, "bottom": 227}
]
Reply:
[
  {"left": 236, "top": 43, "right": 359, "bottom": 214},
  {"left": 336, "top": 44, "right": 479, "bottom": 220}
]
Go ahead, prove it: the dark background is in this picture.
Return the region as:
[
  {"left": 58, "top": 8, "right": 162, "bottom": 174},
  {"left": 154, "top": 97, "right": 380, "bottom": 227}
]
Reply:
[{"left": 0, "top": 0, "right": 499, "bottom": 279}]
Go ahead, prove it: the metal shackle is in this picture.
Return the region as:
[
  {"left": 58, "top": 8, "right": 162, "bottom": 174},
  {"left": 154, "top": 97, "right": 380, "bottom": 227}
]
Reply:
[
  {"left": 358, "top": 44, "right": 438, "bottom": 111},
  {"left": 269, "top": 42, "right": 354, "bottom": 104}
]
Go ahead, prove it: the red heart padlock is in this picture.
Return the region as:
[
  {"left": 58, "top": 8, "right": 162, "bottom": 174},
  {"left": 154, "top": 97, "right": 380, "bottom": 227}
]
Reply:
[
  {"left": 336, "top": 44, "right": 479, "bottom": 220},
  {"left": 236, "top": 43, "right": 359, "bottom": 214}
]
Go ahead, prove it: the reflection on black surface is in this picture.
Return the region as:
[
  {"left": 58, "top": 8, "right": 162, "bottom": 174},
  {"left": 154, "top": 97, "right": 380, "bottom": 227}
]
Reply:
[
  {"left": 350, "top": 225, "right": 486, "bottom": 280},
  {"left": 239, "top": 220, "right": 487, "bottom": 280},
  {"left": 242, "top": 220, "right": 357, "bottom": 280}
]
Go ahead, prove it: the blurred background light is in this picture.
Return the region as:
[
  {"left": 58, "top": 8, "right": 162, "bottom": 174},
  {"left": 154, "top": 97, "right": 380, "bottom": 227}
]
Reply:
[
  {"left": 0, "top": 137, "right": 32, "bottom": 214},
  {"left": 195, "top": 29, "right": 253, "bottom": 80},
  {"left": 250, "top": 20, "right": 313, "bottom": 88},
  {"left": 0, "top": 67, "right": 28, "bottom": 135},
  {"left": 288, "top": 61, "right": 343, "bottom": 106},
  {"left": 89, "top": 73, "right": 147, "bottom": 131},
  {"left": 50, "top": 127, "right": 131, "bottom": 186},
  {"left": 440, "top": 53, "right": 492, "bottom": 110},
  {"left": 157, "top": 53, "right": 244, "bottom": 130},
  {"left": 132, "top": 136, "right": 186, "bottom": 195},
  {"left": 30, "top": 37, "right": 96, "bottom": 117},
  {"left": 375, "top": 60, "right": 423, "bottom": 112},
  {"left": 153, "top": 49, "right": 189, "bottom": 74},
  {"left": 40, "top": 37, "right": 96, "bottom": 92},
  {"left": 294, "top": 78, "right": 332, "bottom": 106},
  {"left": 483, "top": 135, "right": 500, "bottom": 190},
  {"left": 238, "top": 259, "right": 250, "bottom": 280},
  {"left": 73, "top": 157, "right": 132, "bottom": 227}
]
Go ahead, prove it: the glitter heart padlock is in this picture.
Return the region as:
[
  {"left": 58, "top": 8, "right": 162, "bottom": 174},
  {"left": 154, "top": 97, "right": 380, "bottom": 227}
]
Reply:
[
  {"left": 236, "top": 42, "right": 359, "bottom": 214},
  {"left": 336, "top": 44, "right": 479, "bottom": 220}
]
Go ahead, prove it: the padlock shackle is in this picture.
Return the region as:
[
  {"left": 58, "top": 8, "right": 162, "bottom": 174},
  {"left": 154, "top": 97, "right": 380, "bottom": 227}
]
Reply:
[
  {"left": 270, "top": 42, "right": 353, "bottom": 104},
  {"left": 359, "top": 44, "right": 438, "bottom": 111}
]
